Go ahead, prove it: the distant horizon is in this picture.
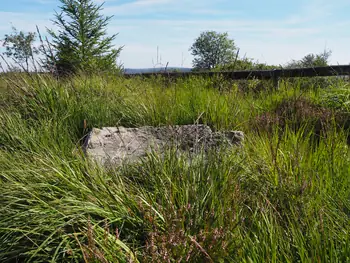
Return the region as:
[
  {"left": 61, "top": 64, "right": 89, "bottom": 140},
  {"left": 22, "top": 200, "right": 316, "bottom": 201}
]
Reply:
[
  {"left": 124, "top": 66, "right": 192, "bottom": 69},
  {"left": 123, "top": 63, "right": 350, "bottom": 70}
]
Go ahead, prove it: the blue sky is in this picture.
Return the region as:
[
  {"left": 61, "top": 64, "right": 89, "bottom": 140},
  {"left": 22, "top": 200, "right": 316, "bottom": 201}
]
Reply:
[{"left": 0, "top": 0, "right": 349, "bottom": 68}]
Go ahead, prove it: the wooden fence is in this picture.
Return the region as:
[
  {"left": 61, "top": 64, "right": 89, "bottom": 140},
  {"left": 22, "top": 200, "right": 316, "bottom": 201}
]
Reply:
[{"left": 125, "top": 65, "right": 350, "bottom": 89}]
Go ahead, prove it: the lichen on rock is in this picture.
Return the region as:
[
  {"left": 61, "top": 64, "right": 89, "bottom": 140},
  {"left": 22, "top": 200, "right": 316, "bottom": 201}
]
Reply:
[{"left": 84, "top": 124, "right": 244, "bottom": 167}]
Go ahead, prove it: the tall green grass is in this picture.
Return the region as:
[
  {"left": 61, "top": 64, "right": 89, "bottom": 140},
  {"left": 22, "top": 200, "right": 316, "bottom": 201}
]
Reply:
[{"left": 0, "top": 73, "right": 349, "bottom": 262}]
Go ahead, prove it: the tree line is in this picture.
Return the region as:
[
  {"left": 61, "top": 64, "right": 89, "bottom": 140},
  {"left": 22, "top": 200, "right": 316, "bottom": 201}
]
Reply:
[
  {"left": 189, "top": 31, "right": 333, "bottom": 71},
  {"left": 1, "top": 0, "right": 334, "bottom": 76}
]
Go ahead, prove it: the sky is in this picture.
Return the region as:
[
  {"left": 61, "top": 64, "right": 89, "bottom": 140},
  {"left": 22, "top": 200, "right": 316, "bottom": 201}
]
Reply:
[{"left": 0, "top": 0, "right": 349, "bottom": 68}]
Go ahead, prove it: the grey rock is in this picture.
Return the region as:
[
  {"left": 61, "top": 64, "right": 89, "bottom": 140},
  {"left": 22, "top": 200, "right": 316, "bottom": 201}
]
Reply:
[{"left": 84, "top": 124, "right": 244, "bottom": 167}]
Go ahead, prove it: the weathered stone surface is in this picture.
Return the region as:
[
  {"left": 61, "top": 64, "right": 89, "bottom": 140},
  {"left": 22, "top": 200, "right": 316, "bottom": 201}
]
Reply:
[{"left": 84, "top": 124, "right": 244, "bottom": 167}]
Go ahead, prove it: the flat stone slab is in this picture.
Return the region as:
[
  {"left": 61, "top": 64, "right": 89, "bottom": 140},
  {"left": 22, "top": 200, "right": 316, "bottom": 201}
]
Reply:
[{"left": 84, "top": 124, "right": 244, "bottom": 167}]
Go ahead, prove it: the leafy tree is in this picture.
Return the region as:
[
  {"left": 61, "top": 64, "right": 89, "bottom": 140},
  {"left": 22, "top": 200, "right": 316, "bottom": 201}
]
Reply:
[
  {"left": 46, "top": 0, "right": 123, "bottom": 75},
  {"left": 216, "top": 57, "right": 280, "bottom": 71},
  {"left": 1, "top": 26, "right": 39, "bottom": 71},
  {"left": 189, "top": 31, "right": 237, "bottom": 70},
  {"left": 286, "top": 50, "right": 332, "bottom": 68}
]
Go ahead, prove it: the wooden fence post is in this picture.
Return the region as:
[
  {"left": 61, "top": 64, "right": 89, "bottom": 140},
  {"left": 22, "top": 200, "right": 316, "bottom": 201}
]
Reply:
[
  {"left": 272, "top": 69, "right": 280, "bottom": 90},
  {"left": 273, "top": 76, "right": 279, "bottom": 90}
]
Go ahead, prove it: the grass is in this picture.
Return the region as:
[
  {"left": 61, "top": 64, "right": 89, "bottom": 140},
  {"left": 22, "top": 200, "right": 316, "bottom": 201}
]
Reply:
[{"left": 0, "top": 73, "right": 350, "bottom": 262}]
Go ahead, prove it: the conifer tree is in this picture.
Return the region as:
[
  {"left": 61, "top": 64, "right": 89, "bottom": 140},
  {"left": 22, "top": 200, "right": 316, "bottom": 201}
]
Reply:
[{"left": 47, "top": 0, "right": 123, "bottom": 75}]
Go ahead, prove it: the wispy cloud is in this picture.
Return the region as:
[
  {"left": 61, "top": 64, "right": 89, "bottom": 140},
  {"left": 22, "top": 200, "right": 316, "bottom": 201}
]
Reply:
[
  {"left": 285, "top": 0, "right": 349, "bottom": 25},
  {"left": 29, "top": 0, "right": 56, "bottom": 4},
  {"left": 102, "top": 0, "right": 238, "bottom": 17},
  {"left": 102, "top": 0, "right": 173, "bottom": 15},
  {"left": 133, "top": 0, "right": 172, "bottom": 6},
  {"left": 0, "top": 11, "right": 52, "bottom": 32}
]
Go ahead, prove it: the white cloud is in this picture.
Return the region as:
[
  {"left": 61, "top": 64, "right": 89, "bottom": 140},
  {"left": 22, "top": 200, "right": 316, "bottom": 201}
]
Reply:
[{"left": 112, "top": 15, "right": 350, "bottom": 67}]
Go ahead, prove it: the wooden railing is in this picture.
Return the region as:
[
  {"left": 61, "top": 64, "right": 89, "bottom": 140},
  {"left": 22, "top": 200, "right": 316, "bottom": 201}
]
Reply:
[{"left": 125, "top": 65, "right": 350, "bottom": 89}]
